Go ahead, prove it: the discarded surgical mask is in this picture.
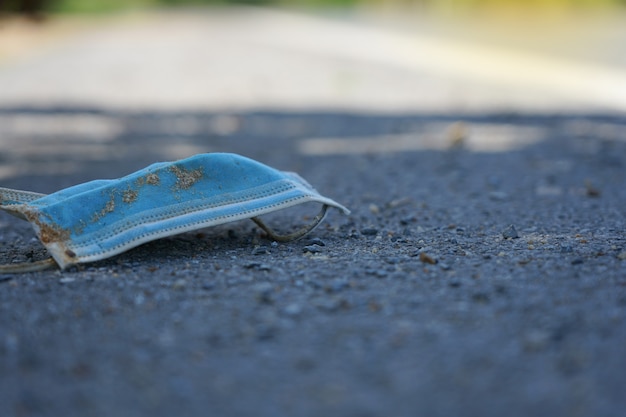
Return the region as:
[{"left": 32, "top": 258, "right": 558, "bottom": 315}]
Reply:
[{"left": 0, "top": 153, "right": 349, "bottom": 273}]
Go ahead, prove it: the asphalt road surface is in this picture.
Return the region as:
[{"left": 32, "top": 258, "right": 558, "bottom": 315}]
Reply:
[{"left": 0, "top": 8, "right": 625, "bottom": 417}]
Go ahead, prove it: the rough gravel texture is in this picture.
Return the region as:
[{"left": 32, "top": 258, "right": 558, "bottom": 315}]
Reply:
[{"left": 1, "top": 108, "right": 625, "bottom": 417}]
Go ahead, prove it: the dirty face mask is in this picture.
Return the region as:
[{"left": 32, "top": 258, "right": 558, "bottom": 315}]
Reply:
[{"left": 0, "top": 153, "right": 349, "bottom": 273}]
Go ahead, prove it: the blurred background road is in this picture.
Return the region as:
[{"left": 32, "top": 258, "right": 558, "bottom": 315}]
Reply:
[
  {"left": 1, "top": 0, "right": 625, "bottom": 183},
  {"left": 1, "top": 2, "right": 626, "bottom": 112}
]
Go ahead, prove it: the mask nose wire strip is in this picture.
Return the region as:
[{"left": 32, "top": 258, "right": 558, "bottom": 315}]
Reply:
[
  {"left": 251, "top": 204, "right": 329, "bottom": 243},
  {"left": 0, "top": 257, "right": 58, "bottom": 274}
]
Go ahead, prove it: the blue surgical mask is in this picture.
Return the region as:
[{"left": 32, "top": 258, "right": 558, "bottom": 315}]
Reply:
[{"left": 0, "top": 153, "right": 349, "bottom": 272}]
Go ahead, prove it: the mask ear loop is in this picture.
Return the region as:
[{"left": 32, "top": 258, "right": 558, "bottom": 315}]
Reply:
[
  {"left": 1, "top": 188, "right": 59, "bottom": 274},
  {"left": 0, "top": 257, "right": 57, "bottom": 274},
  {"left": 252, "top": 204, "right": 329, "bottom": 242}
]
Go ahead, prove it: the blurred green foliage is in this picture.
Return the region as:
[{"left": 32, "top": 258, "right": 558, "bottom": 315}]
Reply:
[
  {"left": 0, "top": 0, "right": 360, "bottom": 14},
  {"left": 2, "top": 0, "right": 625, "bottom": 14}
]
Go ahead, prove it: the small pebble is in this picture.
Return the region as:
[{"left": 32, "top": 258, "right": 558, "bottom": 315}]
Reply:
[
  {"left": 283, "top": 303, "right": 303, "bottom": 317},
  {"left": 308, "top": 237, "right": 326, "bottom": 247},
  {"left": 386, "top": 197, "right": 411, "bottom": 208},
  {"left": 523, "top": 329, "right": 551, "bottom": 352},
  {"left": 419, "top": 252, "right": 438, "bottom": 265},
  {"left": 585, "top": 180, "right": 601, "bottom": 197},
  {"left": 244, "top": 261, "right": 261, "bottom": 269},
  {"left": 571, "top": 258, "right": 584, "bottom": 265},
  {"left": 365, "top": 268, "right": 388, "bottom": 278},
  {"left": 361, "top": 228, "right": 379, "bottom": 236},
  {"left": 134, "top": 293, "right": 145, "bottom": 306},
  {"left": 502, "top": 225, "right": 519, "bottom": 239},
  {"left": 303, "top": 244, "right": 323, "bottom": 254},
  {"left": 59, "top": 277, "right": 76, "bottom": 284},
  {"left": 252, "top": 247, "right": 270, "bottom": 256},
  {"left": 617, "top": 251, "right": 626, "bottom": 261},
  {"left": 447, "top": 121, "right": 467, "bottom": 148},
  {"left": 399, "top": 216, "right": 416, "bottom": 225},
  {"left": 243, "top": 262, "right": 271, "bottom": 271},
  {"left": 313, "top": 297, "right": 343, "bottom": 312},
  {"left": 489, "top": 191, "right": 509, "bottom": 201},
  {"left": 171, "top": 278, "right": 187, "bottom": 290}
]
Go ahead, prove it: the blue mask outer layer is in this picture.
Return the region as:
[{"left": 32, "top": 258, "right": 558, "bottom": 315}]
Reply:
[{"left": 0, "top": 153, "right": 349, "bottom": 269}]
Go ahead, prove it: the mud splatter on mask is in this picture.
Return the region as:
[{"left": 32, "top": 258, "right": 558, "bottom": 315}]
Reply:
[{"left": 0, "top": 153, "right": 349, "bottom": 272}]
